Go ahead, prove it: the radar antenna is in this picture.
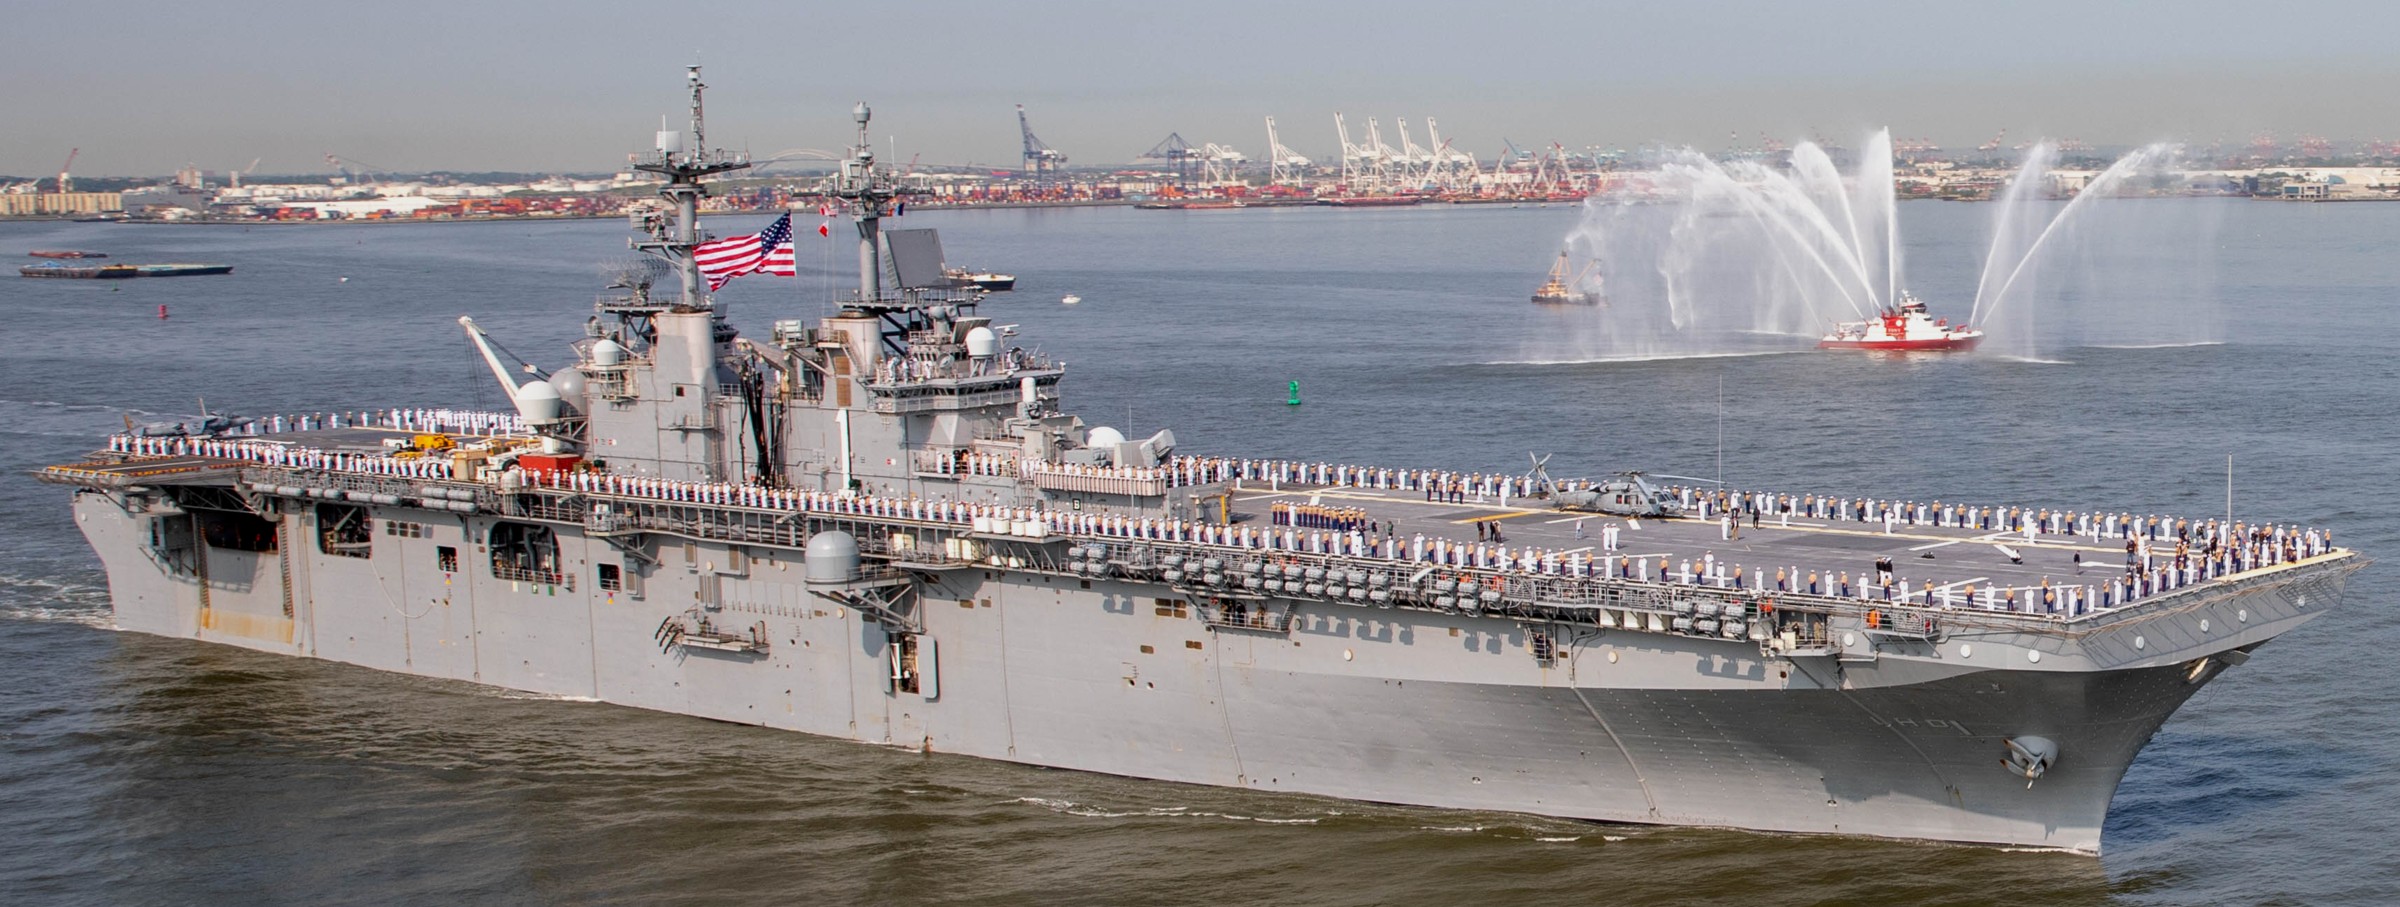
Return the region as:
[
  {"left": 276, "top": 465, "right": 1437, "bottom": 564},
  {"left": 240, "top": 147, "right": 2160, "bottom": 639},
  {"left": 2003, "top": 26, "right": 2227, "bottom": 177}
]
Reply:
[
  {"left": 630, "top": 65, "right": 750, "bottom": 315},
  {"left": 822, "top": 102, "right": 932, "bottom": 303},
  {"left": 599, "top": 257, "right": 671, "bottom": 292}
]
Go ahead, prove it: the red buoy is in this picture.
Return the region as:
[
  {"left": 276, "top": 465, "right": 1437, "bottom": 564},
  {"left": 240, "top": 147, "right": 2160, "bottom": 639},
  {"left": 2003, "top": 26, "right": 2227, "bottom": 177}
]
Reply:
[{"left": 158, "top": 304, "right": 169, "bottom": 319}]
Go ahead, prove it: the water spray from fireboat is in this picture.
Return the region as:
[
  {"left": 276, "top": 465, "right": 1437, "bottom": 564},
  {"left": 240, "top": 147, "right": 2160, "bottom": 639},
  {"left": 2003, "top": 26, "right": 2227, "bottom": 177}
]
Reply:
[{"left": 1527, "top": 130, "right": 2215, "bottom": 362}]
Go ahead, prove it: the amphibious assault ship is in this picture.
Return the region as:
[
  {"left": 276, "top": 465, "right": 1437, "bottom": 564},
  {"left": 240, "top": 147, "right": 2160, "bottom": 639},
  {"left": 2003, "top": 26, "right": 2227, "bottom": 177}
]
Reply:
[{"left": 40, "top": 71, "right": 2362, "bottom": 854}]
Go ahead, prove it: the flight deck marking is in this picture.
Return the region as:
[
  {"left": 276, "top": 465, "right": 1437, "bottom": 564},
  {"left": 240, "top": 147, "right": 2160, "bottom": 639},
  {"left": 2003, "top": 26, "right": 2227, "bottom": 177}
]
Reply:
[
  {"left": 1452, "top": 510, "right": 1543, "bottom": 524},
  {"left": 1725, "top": 519, "right": 2120, "bottom": 555}
]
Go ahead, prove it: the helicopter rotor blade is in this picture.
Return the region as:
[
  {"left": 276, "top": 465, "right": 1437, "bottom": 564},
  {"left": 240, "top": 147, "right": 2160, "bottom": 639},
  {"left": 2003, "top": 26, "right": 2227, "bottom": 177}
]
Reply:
[{"left": 1645, "top": 473, "right": 1724, "bottom": 485}]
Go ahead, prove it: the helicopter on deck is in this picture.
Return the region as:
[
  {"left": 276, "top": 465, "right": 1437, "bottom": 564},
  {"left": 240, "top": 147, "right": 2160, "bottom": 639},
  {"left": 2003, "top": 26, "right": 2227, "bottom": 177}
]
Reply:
[
  {"left": 124, "top": 399, "right": 254, "bottom": 439},
  {"left": 1553, "top": 472, "right": 1686, "bottom": 518},
  {"left": 1520, "top": 453, "right": 1686, "bottom": 518}
]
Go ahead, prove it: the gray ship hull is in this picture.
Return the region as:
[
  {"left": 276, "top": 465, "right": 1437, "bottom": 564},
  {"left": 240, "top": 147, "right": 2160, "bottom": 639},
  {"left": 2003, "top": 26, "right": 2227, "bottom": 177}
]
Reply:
[{"left": 69, "top": 489, "right": 2329, "bottom": 853}]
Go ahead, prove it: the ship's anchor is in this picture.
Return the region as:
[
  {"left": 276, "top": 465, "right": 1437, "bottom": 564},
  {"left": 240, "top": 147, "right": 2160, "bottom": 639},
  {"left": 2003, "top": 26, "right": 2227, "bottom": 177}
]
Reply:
[{"left": 2002, "top": 736, "right": 2057, "bottom": 788}]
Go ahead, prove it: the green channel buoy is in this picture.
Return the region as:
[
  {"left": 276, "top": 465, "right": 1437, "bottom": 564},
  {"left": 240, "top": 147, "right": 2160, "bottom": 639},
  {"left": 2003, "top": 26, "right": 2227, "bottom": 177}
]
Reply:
[{"left": 1286, "top": 380, "right": 1302, "bottom": 406}]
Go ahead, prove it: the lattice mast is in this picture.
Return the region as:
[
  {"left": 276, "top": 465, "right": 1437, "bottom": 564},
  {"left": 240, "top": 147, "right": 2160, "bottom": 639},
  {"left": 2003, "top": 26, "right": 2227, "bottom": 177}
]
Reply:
[{"left": 631, "top": 65, "right": 751, "bottom": 314}]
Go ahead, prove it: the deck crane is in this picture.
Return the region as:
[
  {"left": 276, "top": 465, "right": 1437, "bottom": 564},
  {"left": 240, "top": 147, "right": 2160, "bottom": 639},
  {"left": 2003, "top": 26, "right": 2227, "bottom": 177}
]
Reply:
[
  {"left": 1016, "top": 104, "right": 1066, "bottom": 175},
  {"left": 56, "top": 148, "right": 77, "bottom": 193}
]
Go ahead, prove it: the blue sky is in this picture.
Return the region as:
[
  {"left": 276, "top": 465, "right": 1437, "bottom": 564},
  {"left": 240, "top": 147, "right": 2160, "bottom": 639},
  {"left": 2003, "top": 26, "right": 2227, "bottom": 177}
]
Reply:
[{"left": 7, "top": 0, "right": 2398, "bottom": 176}]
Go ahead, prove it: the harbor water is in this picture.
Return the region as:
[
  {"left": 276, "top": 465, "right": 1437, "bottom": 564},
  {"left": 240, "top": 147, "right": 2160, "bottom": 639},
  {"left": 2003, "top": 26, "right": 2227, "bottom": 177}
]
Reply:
[{"left": 4, "top": 200, "right": 2396, "bottom": 906}]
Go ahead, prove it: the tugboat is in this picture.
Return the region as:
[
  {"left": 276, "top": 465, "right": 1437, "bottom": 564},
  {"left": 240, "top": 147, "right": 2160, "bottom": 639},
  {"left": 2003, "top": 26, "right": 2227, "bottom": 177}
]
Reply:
[
  {"left": 1531, "top": 251, "right": 1600, "bottom": 305},
  {"left": 1818, "top": 292, "right": 1982, "bottom": 351}
]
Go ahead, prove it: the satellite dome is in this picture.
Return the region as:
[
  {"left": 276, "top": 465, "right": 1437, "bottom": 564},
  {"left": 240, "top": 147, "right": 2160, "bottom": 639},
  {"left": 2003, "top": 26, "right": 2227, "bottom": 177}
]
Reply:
[
  {"left": 1087, "top": 426, "right": 1125, "bottom": 449},
  {"left": 514, "top": 380, "right": 561, "bottom": 423},
  {"left": 550, "top": 369, "right": 588, "bottom": 409},
  {"left": 591, "top": 338, "right": 626, "bottom": 367},
  {"left": 806, "top": 530, "right": 860, "bottom": 584},
  {"left": 965, "top": 325, "right": 999, "bottom": 358}
]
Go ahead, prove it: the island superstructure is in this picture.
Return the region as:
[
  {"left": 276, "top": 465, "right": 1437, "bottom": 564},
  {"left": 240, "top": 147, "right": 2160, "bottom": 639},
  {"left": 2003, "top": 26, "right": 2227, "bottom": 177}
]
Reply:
[{"left": 40, "top": 70, "right": 2362, "bottom": 854}]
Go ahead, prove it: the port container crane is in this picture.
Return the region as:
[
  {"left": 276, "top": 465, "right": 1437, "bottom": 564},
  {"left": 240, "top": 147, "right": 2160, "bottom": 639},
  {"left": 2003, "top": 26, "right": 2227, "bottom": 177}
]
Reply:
[
  {"left": 1017, "top": 104, "right": 1066, "bottom": 175},
  {"left": 56, "top": 148, "right": 77, "bottom": 193},
  {"left": 1264, "top": 117, "right": 1311, "bottom": 187},
  {"left": 1140, "top": 132, "right": 1201, "bottom": 188}
]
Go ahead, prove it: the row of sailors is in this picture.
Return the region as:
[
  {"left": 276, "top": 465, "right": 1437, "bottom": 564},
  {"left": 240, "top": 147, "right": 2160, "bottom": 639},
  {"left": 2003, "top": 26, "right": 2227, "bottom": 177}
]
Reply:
[
  {"left": 933, "top": 451, "right": 1019, "bottom": 478},
  {"left": 952, "top": 454, "right": 1501, "bottom": 491},
  {"left": 369, "top": 443, "right": 2323, "bottom": 615},
  {"left": 1154, "top": 457, "right": 2342, "bottom": 574},
  {"left": 134, "top": 408, "right": 528, "bottom": 440},
  {"left": 205, "top": 415, "right": 2333, "bottom": 566},
  {"left": 872, "top": 349, "right": 1042, "bottom": 384},
  {"left": 932, "top": 452, "right": 1177, "bottom": 483},
  {"left": 1670, "top": 485, "right": 2331, "bottom": 553},
  {"left": 2129, "top": 534, "right": 2324, "bottom": 574},
  {"left": 111, "top": 434, "right": 458, "bottom": 479},
  {"left": 1630, "top": 538, "right": 2309, "bottom": 615},
  {"left": 265, "top": 408, "right": 522, "bottom": 437},
  {"left": 1158, "top": 456, "right": 1570, "bottom": 502},
  {"left": 372, "top": 408, "right": 524, "bottom": 436},
  {"left": 137, "top": 438, "right": 2322, "bottom": 614},
  {"left": 1269, "top": 502, "right": 1373, "bottom": 532}
]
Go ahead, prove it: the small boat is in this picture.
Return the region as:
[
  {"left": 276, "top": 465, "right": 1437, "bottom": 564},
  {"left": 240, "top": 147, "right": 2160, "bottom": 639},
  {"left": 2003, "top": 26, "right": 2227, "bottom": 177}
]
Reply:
[
  {"left": 1530, "top": 251, "right": 1601, "bottom": 305},
  {"left": 28, "top": 250, "right": 107, "bottom": 259},
  {"left": 944, "top": 267, "right": 1016, "bottom": 291},
  {"left": 1818, "top": 292, "right": 1982, "bottom": 351},
  {"left": 1061, "top": 294, "right": 1081, "bottom": 305},
  {"left": 19, "top": 262, "right": 233, "bottom": 279},
  {"left": 135, "top": 263, "right": 235, "bottom": 277},
  {"left": 1135, "top": 200, "right": 1247, "bottom": 210}
]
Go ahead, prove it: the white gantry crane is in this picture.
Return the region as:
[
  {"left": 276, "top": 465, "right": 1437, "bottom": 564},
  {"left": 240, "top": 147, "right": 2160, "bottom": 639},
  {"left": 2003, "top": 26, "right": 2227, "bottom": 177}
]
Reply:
[
  {"left": 1394, "top": 118, "right": 1435, "bottom": 188},
  {"left": 1197, "top": 143, "right": 1247, "bottom": 186},
  {"left": 1328, "top": 112, "right": 1487, "bottom": 193},
  {"left": 1264, "top": 116, "right": 1312, "bottom": 187},
  {"left": 1420, "top": 118, "right": 1484, "bottom": 193}
]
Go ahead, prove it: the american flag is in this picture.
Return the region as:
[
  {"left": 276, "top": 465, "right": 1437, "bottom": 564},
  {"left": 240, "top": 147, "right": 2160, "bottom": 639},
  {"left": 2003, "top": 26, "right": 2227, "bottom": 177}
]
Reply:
[{"left": 693, "top": 213, "right": 795, "bottom": 290}]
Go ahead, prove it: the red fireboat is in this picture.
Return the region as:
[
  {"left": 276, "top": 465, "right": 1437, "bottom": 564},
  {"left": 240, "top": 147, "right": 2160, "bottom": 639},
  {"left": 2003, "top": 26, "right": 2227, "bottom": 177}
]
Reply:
[{"left": 1818, "top": 292, "right": 1983, "bottom": 351}]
